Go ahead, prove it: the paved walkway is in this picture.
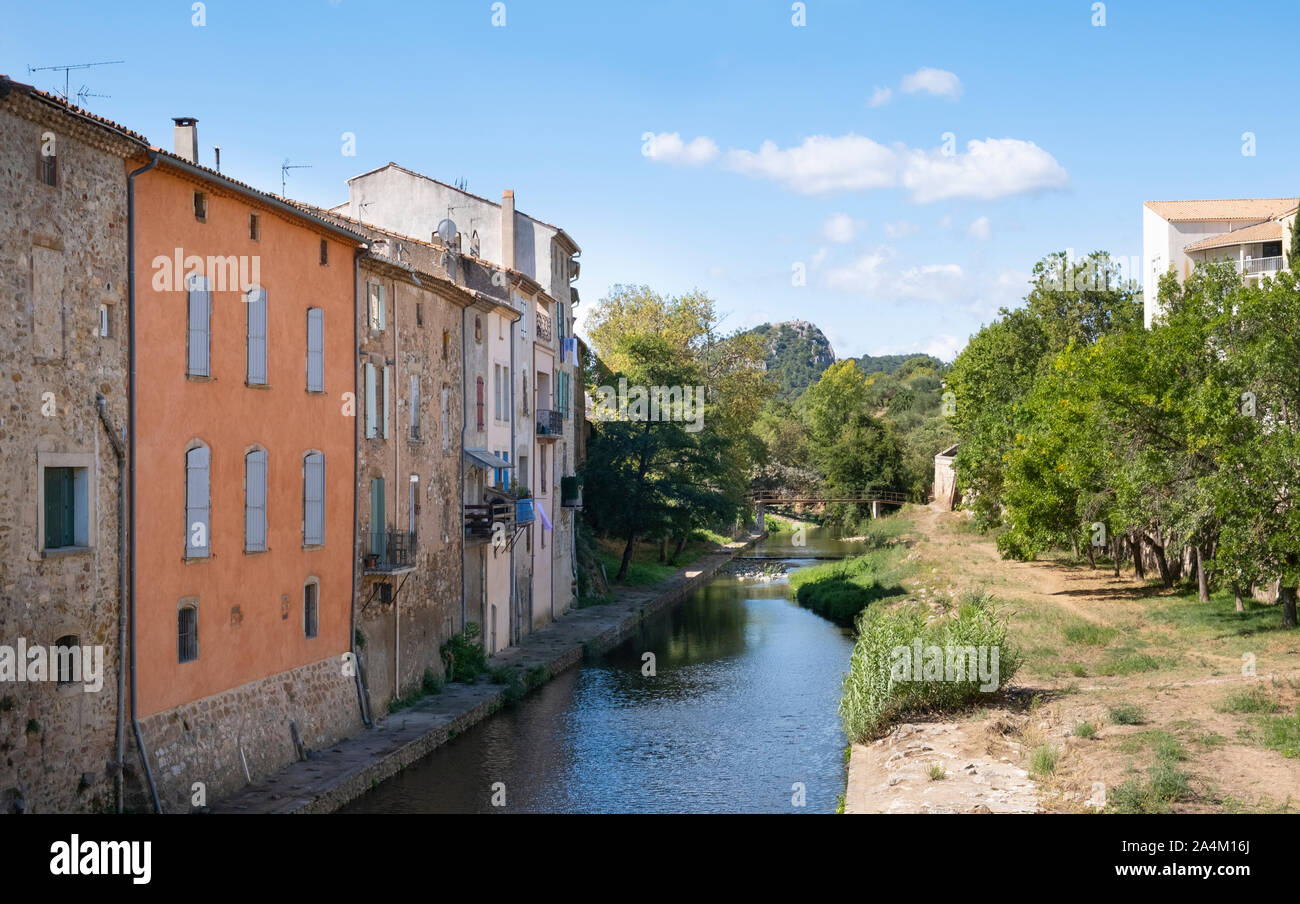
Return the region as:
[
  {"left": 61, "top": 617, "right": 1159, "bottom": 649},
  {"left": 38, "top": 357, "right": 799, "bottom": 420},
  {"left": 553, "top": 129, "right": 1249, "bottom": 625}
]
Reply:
[{"left": 214, "top": 534, "right": 759, "bottom": 813}]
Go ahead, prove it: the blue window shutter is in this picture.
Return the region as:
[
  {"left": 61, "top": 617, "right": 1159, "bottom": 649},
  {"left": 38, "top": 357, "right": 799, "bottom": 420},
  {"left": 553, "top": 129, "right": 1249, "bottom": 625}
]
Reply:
[
  {"left": 245, "top": 449, "right": 267, "bottom": 551},
  {"left": 247, "top": 287, "right": 267, "bottom": 385},
  {"left": 382, "top": 366, "right": 390, "bottom": 438},
  {"left": 187, "top": 277, "right": 210, "bottom": 377},
  {"left": 186, "top": 445, "right": 211, "bottom": 557},
  {"left": 304, "top": 452, "right": 325, "bottom": 545},
  {"left": 306, "top": 308, "right": 324, "bottom": 391}
]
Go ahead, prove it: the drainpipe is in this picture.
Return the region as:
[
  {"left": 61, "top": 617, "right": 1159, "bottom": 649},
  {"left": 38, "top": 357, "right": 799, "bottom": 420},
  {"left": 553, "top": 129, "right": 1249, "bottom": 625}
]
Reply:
[
  {"left": 393, "top": 276, "right": 400, "bottom": 698},
  {"left": 94, "top": 395, "right": 126, "bottom": 812},
  {"left": 127, "top": 152, "right": 163, "bottom": 814},
  {"left": 507, "top": 302, "right": 521, "bottom": 641},
  {"left": 351, "top": 247, "right": 372, "bottom": 727},
  {"left": 460, "top": 305, "right": 469, "bottom": 633}
]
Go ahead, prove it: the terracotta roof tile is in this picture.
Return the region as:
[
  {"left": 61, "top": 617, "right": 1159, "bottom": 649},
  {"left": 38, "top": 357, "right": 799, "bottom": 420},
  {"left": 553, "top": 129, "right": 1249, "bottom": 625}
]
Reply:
[
  {"left": 1144, "top": 198, "right": 1299, "bottom": 222},
  {"left": 1184, "top": 220, "right": 1285, "bottom": 253}
]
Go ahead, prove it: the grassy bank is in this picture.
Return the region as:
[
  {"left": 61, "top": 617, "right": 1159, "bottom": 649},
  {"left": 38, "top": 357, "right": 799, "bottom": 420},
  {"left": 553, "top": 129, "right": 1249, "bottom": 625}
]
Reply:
[
  {"left": 594, "top": 528, "right": 733, "bottom": 587},
  {"left": 787, "top": 517, "right": 911, "bottom": 623}
]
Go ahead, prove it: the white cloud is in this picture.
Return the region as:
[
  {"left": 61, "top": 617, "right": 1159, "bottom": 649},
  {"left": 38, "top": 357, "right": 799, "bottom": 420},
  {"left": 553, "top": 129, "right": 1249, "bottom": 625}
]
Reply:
[
  {"left": 642, "top": 131, "right": 719, "bottom": 166},
  {"left": 967, "top": 216, "right": 992, "bottom": 241},
  {"left": 824, "top": 246, "right": 965, "bottom": 303},
  {"left": 867, "top": 86, "right": 893, "bottom": 108},
  {"left": 899, "top": 67, "right": 963, "bottom": 99},
  {"left": 811, "top": 247, "right": 829, "bottom": 269},
  {"left": 723, "top": 134, "right": 897, "bottom": 195},
  {"left": 884, "top": 220, "right": 920, "bottom": 239},
  {"left": 823, "top": 213, "right": 857, "bottom": 243},
  {"left": 902, "top": 138, "right": 1069, "bottom": 203}
]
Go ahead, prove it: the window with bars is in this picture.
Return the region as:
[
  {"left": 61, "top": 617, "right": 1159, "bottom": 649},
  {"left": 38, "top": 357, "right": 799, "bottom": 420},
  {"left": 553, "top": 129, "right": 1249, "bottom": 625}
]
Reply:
[
  {"left": 55, "top": 635, "right": 78, "bottom": 686},
  {"left": 367, "top": 283, "right": 385, "bottom": 331},
  {"left": 178, "top": 604, "right": 198, "bottom": 663},
  {"left": 476, "top": 377, "right": 485, "bottom": 430},
  {"left": 193, "top": 191, "right": 207, "bottom": 222},
  {"left": 304, "top": 582, "right": 319, "bottom": 638},
  {"left": 245, "top": 448, "right": 268, "bottom": 552},
  {"left": 39, "top": 144, "right": 57, "bottom": 187}
]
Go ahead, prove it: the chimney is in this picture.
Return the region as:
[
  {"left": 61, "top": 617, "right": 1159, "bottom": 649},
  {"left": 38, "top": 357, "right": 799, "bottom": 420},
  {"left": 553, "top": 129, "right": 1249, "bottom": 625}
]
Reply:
[
  {"left": 172, "top": 117, "right": 199, "bottom": 164},
  {"left": 501, "top": 190, "right": 515, "bottom": 271}
]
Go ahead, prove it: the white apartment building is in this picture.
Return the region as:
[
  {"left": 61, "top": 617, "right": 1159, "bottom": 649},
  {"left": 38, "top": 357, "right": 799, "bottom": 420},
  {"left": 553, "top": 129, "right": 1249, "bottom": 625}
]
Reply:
[{"left": 1142, "top": 197, "right": 1298, "bottom": 327}]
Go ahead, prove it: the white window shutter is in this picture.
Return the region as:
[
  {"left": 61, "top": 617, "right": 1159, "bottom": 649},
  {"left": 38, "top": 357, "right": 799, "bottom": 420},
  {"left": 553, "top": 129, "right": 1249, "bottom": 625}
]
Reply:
[
  {"left": 409, "top": 374, "right": 420, "bottom": 433},
  {"left": 382, "top": 366, "right": 390, "bottom": 438},
  {"left": 188, "top": 276, "right": 210, "bottom": 376},
  {"left": 365, "top": 363, "right": 377, "bottom": 438},
  {"left": 247, "top": 287, "right": 267, "bottom": 385}
]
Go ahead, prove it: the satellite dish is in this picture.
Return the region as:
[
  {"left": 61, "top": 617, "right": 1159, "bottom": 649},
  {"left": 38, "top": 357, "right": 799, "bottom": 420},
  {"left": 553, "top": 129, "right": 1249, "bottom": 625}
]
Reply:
[{"left": 436, "top": 218, "right": 458, "bottom": 247}]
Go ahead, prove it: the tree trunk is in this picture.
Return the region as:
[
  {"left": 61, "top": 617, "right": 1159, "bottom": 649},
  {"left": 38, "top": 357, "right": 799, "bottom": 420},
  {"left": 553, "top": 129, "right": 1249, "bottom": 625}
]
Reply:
[
  {"left": 1143, "top": 534, "right": 1172, "bottom": 588},
  {"left": 1232, "top": 583, "right": 1244, "bottom": 613},
  {"left": 658, "top": 537, "right": 668, "bottom": 563},
  {"left": 1279, "top": 585, "right": 1298, "bottom": 629},
  {"left": 1070, "top": 536, "right": 1080, "bottom": 561},
  {"left": 1196, "top": 546, "right": 1210, "bottom": 602},
  {"left": 672, "top": 533, "right": 687, "bottom": 563},
  {"left": 1130, "top": 534, "right": 1146, "bottom": 581},
  {"left": 616, "top": 531, "right": 638, "bottom": 582},
  {"left": 1111, "top": 535, "right": 1121, "bottom": 578},
  {"left": 1086, "top": 541, "right": 1096, "bottom": 569}
]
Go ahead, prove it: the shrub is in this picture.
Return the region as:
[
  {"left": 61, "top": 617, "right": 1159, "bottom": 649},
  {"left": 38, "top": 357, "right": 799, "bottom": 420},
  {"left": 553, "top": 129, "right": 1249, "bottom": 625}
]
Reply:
[
  {"left": 1108, "top": 704, "right": 1146, "bottom": 725},
  {"left": 1063, "top": 622, "right": 1116, "bottom": 646},
  {"left": 789, "top": 548, "right": 906, "bottom": 623},
  {"left": 441, "top": 623, "right": 489, "bottom": 683},
  {"left": 1073, "top": 721, "right": 1096, "bottom": 739},
  {"left": 1218, "top": 686, "right": 1279, "bottom": 714},
  {"left": 1029, "top": 745, "right": 1058, "bottom": 777},
  {"left": 838, "top": 591, "right": 1021, "bottom": 742}
]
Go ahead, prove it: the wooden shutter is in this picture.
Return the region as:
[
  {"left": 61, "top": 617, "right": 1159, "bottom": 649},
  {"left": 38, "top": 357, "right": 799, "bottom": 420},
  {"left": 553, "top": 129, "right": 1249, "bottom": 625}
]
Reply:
[
  {"left": 187, "top": 277, "right": 210, "bottom": 376},
  {"left": 247, "top": 287, "right": 267, "bottom": 384},
  {"left": 304, "top": 453, "right": 325, "bottom": 545},
  {"left": 245, "top": 449, "right": 267, "bottom": 551},
  {"left": 306, "top": 308, "right": 324, "bottom": 391},
  {"left": 185, "top": 445, "right": 210, "bottom": 557},
  {"left": 382, "top": 366, "right": 390, "bottom": 438},
  {"left": 476, "top": 377, "right": 485, "bottom": 430},
  {"left": 43, "top": 467, "right": 75, "bottom": 548}
]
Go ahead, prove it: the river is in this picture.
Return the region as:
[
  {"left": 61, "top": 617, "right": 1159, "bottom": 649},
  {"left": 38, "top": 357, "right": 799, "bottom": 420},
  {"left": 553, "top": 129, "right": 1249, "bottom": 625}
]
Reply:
[{"left": 340, "top": 528, "right": 858, "bottom": 814}]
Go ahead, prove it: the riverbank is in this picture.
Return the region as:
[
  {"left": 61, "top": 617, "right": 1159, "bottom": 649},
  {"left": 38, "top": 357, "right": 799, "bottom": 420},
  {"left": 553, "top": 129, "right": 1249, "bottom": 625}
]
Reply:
[
  {"left": 213, "top": 532, "right": 761, "bottom": 814},
  {"left": 843, "top": 505, "right": 1300, "bottom": 814}
]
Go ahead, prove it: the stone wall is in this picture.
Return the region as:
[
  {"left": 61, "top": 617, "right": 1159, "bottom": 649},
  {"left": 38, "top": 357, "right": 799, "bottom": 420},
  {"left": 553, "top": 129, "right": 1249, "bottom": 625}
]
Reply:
[
  {"left": 138, "top": 654, "right": 362, "bottom": 812},
  {"left": 0, "top": 93, "right": 138, "bottom": 813}
]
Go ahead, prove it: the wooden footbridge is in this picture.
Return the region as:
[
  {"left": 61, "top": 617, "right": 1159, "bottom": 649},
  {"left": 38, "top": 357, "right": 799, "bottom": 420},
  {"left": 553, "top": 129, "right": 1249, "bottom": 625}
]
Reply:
[{"left": 750, "top": 491, "right": 909, "bottom": 531}]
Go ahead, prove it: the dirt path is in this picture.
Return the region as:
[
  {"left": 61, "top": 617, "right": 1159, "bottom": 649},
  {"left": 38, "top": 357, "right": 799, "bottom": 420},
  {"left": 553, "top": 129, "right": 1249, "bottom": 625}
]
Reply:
[{"left": 844, "top": 505, "right": 1300, "bottom": 814}]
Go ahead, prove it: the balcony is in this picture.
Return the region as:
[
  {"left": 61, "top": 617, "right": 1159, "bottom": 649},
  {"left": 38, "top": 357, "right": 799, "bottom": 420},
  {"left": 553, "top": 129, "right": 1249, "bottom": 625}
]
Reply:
[
  {"left": 464, "top": 498, "right": 513, "bottom": 539},
  {"left": 536, "top": 408, "right": 562, "bottom": 438},
  {"left": 1241, "top": 256, "right": 1286, "bottom": 276},
  {"left": 363, "top": 529, "right": 417, "bottom": 574},
  {"left": 535, "top": 312, "right": 553, "bottom": 343}
]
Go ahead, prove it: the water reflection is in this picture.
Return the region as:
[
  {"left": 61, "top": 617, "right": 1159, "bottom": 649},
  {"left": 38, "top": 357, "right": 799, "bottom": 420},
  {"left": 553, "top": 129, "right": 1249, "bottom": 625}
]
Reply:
[{"left": 340, "top": 528, "right": 855, "bottom": 814}]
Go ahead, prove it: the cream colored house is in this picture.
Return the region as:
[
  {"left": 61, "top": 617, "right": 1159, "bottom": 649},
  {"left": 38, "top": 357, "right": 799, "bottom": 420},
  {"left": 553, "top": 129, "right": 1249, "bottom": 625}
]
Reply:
[{"left": 1143, "top": 198, "right": 1298, "bottom": 327}]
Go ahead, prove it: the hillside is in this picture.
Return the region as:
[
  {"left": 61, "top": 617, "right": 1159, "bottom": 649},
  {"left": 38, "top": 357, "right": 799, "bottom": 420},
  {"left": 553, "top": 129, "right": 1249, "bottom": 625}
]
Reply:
[
  {"left": 853, "top": 352, "right": 944, "bottom": 376},
  {"left": 750, "top": 320, "right": 837, "bottom": 398}
]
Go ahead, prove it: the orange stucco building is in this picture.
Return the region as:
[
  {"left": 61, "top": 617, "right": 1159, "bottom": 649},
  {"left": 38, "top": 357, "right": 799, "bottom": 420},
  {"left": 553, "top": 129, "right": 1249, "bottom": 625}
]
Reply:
[{"left": 127, "top": 127, "right": 365, "bottom": 807}]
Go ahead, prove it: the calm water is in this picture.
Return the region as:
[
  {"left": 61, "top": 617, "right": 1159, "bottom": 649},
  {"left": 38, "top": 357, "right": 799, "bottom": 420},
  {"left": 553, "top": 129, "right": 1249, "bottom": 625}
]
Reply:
[{"left": 340, "top": 529, "right": 855, "bottom": 814}]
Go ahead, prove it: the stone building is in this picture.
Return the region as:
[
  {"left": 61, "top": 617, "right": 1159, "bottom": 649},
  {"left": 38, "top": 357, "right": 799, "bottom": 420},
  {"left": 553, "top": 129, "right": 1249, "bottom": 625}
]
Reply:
[
  {"left": 0, "top": 77, "right": 148, "bottom": 813},
  {"left": 128, "top": 121, "right": 367, "bottom": 812},
  {"left": 933, "top": 444, "right": 960, "bottom": 511}
]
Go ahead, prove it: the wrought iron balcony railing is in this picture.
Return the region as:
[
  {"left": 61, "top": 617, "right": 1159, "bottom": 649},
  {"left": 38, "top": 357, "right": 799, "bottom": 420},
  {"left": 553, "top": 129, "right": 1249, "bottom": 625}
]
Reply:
[
  {"left": 363, "top": 529, "right": 417, "bottom": 572},
  {"left": 536, "top": 408, "right": 562, "bottom": 437}
]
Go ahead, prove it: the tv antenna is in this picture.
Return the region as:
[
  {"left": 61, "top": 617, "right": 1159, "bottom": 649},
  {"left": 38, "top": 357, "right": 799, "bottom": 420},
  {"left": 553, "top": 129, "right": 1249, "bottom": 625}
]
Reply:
[
  {"left": 280, "top": 158, "right": 311, "bottom": 196},
  {"left": 27, "top": 60, "right": 123, "bottom": 104}
]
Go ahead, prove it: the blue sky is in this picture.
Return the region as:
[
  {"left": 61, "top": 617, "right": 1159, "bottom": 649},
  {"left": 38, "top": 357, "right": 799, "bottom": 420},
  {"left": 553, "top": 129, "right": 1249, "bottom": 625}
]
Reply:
[{"left": 7, "top": 0, "right": 1298, "bottom": 360}]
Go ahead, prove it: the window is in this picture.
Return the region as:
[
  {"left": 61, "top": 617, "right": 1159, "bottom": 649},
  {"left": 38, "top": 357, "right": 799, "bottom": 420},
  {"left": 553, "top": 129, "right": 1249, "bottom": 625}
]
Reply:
[
  {"left": 540, "top": 445, "right": 548, "bottom": 493},
  {"left": 474, "top": 316, "right": 482, "bottom": 343},
  {"left": 441, "top": 331, "right": 449, "bottom": 360},
  {"left": 475, "top": 377, "right": 485, "bottom": 430},
  {"left": 187, "top": 275, "right": 211, "bottom": 377},
  {"left": 503, "top": 366, "right": 509, "bottom": 420},
  {"left": 523, "top": 375, "right": 529, "bottom": 415},
  {"left": 306, "top": 308, "right": 324, "bottom": 392},
  {"left": 55, "top": 635, "right": 78, "bottom": 686},
  {"left": 303, "top": 452, "right": 326, "bottom": 546},
  {"left": 246, "top": 286, "right": 267, "bottom": 385},
  {"left": 194, "top": 191, "right": 207, "bottom": 222},
  {"left": 408, "top": 475, "right": 419, "bottom": 533},
  {"left": 249, "top": 213, "right": 260, "bottom": 241},
  {"left": 409, "top": 374, "right": 421, "bottom": 440},
  {"left": 319, "top": 239, "right": 329, "bottom": 266},
  {"left": 1263, "top": 241, "right": 1283, "bottom": 259},
  {"left": 178, "top": 604, "right": 198, "bottom": 663},
  {"left": 185, "top": 444, "right": 211, "bottom": 558},
  {"left": 415, "top": 302, "right": 424, "bottom": 327},
  {"left": 245, "top": 448, "right": 268, "bottom": 552},
  {"left": 364, "top": 363, "right": 378, "bottom": 438},
  {"left": 99, "top": 302, "right": 113, "bottom": 338},
  {"left": 367, "top": 283, "right": 385, "bottom": 331},
  {"left": 303, "top": 582, "right": 319, "bottom": 638},
  {"left": 43, "top": 468, "right": 78, "bottom": 549},
  {"left": 39, "top": 140, "right": 57, "bottom": 187},
  {"left": 494, "top": 365, "right": 502, "bottom": 422},
  {"left": 38, "top": 454, "right": 94, "bottom": 552}
]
